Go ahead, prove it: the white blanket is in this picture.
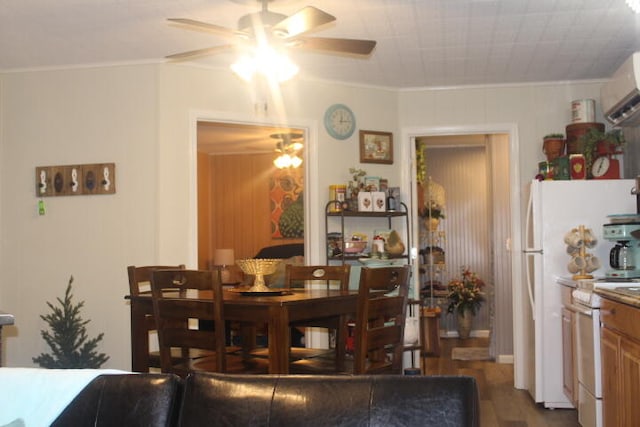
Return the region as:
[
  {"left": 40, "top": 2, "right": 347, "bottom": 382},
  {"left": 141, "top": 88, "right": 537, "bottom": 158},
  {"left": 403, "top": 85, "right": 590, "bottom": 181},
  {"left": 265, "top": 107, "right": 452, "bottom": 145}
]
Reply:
[{"left": 0, "top": 367, "right": 127, "bottom": 427}]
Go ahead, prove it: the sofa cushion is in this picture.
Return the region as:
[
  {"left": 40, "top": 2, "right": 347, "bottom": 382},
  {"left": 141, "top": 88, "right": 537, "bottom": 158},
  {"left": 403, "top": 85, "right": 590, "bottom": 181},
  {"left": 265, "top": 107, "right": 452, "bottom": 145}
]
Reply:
[
  {"left": 178, "top": 373, "right": 479, "bottom": 427},
  {"left": 51, "top": 373, "right": 182, "bottom": 427}
]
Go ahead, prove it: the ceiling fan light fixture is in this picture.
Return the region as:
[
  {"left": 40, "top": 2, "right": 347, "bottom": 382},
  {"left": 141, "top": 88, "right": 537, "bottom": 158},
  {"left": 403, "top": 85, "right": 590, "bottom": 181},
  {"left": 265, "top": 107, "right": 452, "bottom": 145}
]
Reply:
[
  {"left": 273, "top": 132, "right": 304, "bottom": 168},
  {"left": 231, "top": 45, "right": 299, "bottom": 82},
  {"left": 168, "top": 4, "right": 375, "bottom": 74},
  {"left": 290, "top": 155, "right": 303, "bottom": 168},
  {"left": 274, "top": 153, "right": 303, "bottom": 169},
  {"left": 274, "top": 153, "right": 292, "bottom": 168},
  {"left": 230, "top": 55, "right": 256, "bottom": 81}
]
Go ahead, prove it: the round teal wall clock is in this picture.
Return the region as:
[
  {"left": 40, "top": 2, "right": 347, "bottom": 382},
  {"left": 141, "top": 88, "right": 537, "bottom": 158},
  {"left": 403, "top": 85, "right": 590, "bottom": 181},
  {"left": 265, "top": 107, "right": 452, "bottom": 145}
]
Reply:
[{"left": 324, "top": 104, "right": 356, "bottom": 140}]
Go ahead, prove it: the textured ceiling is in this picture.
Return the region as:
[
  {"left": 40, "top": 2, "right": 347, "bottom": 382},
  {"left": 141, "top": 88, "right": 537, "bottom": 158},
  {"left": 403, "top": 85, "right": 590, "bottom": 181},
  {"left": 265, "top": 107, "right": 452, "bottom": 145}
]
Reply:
[
  {"left": 3, "top": 0, "right": 640, "bottom": 153},
  {"left": 2, "top": 0, "right": 639, "bottom": 89}
]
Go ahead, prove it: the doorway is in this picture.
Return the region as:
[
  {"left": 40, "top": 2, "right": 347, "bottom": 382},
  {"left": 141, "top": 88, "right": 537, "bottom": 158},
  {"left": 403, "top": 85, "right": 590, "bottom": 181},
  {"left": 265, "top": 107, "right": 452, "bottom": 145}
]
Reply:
[
  {"left": 406, "top": 125, "right": 520, "bottom": 364},
  {"left": 195, "top": 119, "right": 310, "bottom": 271}
]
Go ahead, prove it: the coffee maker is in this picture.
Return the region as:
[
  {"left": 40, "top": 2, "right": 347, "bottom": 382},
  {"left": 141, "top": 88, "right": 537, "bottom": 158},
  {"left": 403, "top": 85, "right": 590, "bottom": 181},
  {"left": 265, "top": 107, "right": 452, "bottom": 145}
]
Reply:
[{"left": 603, "top": 222, "right": 640, "bottom": 279}]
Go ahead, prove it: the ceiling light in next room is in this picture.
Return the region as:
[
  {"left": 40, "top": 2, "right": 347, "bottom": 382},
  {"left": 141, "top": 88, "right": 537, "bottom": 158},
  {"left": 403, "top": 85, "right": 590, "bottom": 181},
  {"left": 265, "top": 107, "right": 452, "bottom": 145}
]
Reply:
[
  {"left": 627, "top": 0, "right": 640, "bottom": 13},
  {"left": 272, "top": 132, "right": 303, "bottom": 169}
]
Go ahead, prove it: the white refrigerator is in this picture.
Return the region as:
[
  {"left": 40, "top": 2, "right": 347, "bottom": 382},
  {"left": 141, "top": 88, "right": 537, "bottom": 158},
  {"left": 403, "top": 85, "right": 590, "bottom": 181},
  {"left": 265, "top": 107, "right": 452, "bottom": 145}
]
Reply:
[{"left": 522, "top": 179, "right": 637, "bottom": 408}]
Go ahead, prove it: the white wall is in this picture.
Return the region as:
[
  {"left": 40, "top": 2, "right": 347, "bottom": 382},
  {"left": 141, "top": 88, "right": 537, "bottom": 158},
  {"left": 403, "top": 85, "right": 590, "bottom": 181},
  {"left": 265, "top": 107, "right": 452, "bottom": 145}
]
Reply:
[
  {"left": 398, "top": 82, "right": 607, "bottom": 184},
  {"left": 0, "top": 65, "right": 159, "bottom": 368},
  {"left": 0, "top": 63, "right": 401, "bottom": 368},
  {"left": 0, "top": 62, "right": 611, "bottom": 369}
]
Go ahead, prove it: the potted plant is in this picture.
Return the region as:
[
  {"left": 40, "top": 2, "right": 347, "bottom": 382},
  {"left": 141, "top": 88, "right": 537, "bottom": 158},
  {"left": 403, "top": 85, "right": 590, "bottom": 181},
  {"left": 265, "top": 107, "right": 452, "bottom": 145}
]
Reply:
[
  {"left": 578, "top": 128, "right": 625, "bottom": 178},
  {"left": 542, "top": 133, "right": 565, "bottom": 161},
  {"left": 419, "top": 201, "right": 445, "bottom": 231},
  {"left": 33, "top": 275, "right": 109, "bottom": 368},
  {"left": 347, "top": 167, "right": 367, "bottom": 204},
  {"left": 447, "top": 266, "right": 485, "bottom": 339}
]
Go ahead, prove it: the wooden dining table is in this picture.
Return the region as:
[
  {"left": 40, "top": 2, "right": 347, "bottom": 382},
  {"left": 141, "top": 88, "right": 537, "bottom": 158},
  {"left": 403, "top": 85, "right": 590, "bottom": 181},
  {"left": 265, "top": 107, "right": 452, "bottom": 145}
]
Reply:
[{"left": 127, "top": 288, "right": 358, "bottom": 374}]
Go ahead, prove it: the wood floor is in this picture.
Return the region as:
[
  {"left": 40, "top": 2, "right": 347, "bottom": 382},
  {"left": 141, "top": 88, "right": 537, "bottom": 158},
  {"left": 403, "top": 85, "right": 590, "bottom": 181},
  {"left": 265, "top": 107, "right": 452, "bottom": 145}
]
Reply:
[{"left": 421, "top": 337, "right": 579, "bottom": 427}]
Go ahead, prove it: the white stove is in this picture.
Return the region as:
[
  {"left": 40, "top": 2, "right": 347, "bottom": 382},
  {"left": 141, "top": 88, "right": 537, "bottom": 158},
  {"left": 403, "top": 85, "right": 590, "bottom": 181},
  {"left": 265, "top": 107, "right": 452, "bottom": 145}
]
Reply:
[{"left": 557, "top": 276, "right": 640, "bottom": 427}]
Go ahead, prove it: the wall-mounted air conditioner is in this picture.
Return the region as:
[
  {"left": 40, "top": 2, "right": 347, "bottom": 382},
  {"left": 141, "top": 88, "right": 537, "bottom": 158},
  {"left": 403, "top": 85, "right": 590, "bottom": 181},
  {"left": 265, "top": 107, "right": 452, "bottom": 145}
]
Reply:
[{"left": 601, "top": 52, "right": 640, "bottom": 127}]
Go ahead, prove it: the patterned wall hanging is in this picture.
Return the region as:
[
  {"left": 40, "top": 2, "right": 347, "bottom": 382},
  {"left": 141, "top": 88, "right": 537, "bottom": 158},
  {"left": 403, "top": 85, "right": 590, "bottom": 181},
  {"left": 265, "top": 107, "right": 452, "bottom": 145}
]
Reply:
[{"left": 269, "top": 168, "right": 303, "bottom": 239}]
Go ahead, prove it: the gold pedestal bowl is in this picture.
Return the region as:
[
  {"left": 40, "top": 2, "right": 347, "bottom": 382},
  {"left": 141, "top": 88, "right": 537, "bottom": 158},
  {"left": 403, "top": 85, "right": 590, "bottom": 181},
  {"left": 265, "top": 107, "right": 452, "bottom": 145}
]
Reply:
[{"left": 236, "top": 259, "right": 282, "bottom": 293}]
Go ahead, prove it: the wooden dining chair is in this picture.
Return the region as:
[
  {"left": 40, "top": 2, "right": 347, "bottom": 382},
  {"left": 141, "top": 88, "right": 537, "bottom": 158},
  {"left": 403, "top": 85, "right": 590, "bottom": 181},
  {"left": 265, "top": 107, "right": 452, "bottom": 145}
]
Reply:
[
  {"left": 284, "top": 264, "right": 351, "bottom": 292},
  {"left": 286, "top": 264, "right": 351, "bottom": 361},
  {"left": 127, "top": 264, "right": 188, "bottom": 372},
  {"left": 291, "top": 265, "right": 410, "bottom": 375},
  {"left": 250, "top": 264, "right": 351, "bottom": 363},
  {"left": 150, "top": 268, "right": 228, "bottom": 377},
  {"left": 353, "top": 265, "right": 411, "bottom": 375}
]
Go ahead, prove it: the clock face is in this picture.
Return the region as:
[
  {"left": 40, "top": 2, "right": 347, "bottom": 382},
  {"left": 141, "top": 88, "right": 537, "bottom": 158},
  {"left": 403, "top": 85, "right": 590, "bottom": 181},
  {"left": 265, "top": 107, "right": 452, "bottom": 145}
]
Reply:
[
  {"left": 592, "top": 156, "right": 611, "bottom": 178},
  {"left": 324, "top": 104, "right": 356, "bottom": 140}
]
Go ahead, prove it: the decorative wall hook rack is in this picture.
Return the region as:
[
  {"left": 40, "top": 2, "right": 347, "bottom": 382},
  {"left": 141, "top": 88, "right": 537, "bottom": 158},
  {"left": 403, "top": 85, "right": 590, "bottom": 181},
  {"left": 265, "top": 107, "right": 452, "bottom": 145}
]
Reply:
[{"left": 35, "top": 163, "right": 116, "bottom": 197}]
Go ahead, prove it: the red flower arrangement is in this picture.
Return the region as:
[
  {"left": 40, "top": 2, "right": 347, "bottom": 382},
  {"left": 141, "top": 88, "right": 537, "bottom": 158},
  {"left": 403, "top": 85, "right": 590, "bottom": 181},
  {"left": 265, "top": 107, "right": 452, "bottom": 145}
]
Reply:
[{"left": 446, "top": 266, "right": 485, "bottom": 315}]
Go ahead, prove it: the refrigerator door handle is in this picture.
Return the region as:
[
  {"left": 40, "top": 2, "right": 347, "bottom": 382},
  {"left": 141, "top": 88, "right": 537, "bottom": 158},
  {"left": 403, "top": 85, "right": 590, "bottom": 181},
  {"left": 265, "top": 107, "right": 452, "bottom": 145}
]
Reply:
[
  {"left": 524, "top": 253, "right": 536, "bottom": 320},
  {"left": 524, "top": 184, "right": 536, "bottom": 320}
]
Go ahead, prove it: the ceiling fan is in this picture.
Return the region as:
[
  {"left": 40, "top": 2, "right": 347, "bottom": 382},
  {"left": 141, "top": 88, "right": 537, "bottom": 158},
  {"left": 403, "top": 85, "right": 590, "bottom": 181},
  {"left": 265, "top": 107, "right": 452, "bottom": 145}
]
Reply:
[{"left": 166, "top": 0, "right": 377, "bottom": 62}]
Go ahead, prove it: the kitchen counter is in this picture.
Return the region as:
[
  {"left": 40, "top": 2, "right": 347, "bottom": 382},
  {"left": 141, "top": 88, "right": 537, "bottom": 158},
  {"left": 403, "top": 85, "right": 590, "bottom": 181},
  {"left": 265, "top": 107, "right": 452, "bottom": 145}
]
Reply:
[{"left": 595, "top": 286, "right": 640, "bottom": 308}]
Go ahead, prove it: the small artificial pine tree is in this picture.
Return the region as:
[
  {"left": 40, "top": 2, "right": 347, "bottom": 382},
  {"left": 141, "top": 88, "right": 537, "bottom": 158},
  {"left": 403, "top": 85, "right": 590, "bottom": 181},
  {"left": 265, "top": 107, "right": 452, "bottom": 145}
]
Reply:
[{"left": 33, "top": 275, "right": 109, "bottom": 368}]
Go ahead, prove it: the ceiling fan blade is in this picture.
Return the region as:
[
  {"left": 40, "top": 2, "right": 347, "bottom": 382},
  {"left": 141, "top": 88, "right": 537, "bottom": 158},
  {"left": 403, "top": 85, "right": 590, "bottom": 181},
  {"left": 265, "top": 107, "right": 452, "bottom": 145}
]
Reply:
[
  {"left": 167, "top": 18, "right": 246, "bottom": 40},
  {"left": 271, "top": 6, "right": 336, "bottom": 38},
  {"left": 294, "top": 37, "right": 376, "bottom": 56},
  {"left": 166, "top": 45, "right": 234, "bottom": 61}
]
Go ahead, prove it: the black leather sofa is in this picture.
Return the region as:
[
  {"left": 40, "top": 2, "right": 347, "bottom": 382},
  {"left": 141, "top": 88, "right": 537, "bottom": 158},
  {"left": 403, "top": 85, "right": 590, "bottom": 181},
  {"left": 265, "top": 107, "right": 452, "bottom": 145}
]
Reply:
[{"left": 50, "top": 372, "right": 479, "bottom": 426}]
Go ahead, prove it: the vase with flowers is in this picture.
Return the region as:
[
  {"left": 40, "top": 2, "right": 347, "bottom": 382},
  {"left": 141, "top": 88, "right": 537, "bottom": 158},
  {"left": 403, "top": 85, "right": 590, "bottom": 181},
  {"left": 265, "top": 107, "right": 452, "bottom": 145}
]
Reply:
[{"left": 447, "top": 266, "right": 485, "bottom": 339}]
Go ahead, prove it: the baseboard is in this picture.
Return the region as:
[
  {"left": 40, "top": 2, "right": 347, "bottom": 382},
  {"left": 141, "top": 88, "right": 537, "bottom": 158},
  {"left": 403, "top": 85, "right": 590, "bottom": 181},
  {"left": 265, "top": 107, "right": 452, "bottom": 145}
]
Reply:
[
  {"left": 439, "top": 329, "right": 490, "bottom": 339},
  {"left": 497, "top": 354, "right": 514, "bottom": 364}
]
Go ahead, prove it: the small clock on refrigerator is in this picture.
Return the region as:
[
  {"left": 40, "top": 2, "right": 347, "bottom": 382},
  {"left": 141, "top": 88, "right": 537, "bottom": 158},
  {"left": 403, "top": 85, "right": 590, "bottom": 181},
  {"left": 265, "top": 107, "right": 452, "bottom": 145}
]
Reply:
[{"left": 592, "top": 155, "right": 620, "bottom": 179}]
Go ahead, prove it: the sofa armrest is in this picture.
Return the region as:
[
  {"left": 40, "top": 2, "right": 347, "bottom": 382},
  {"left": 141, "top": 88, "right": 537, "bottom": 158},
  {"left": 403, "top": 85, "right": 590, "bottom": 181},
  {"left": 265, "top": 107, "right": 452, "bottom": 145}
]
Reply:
[{"left": 51, "top": 374, "right": 182, "bottom": 427}]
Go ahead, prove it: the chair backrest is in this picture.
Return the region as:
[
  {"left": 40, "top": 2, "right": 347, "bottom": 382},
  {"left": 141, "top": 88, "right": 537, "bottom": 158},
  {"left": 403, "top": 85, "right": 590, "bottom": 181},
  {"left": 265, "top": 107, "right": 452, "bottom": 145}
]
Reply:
[
  {"left": 127, "top": 264, "right": 185, "bottom": 297},
  {"left": 127, "top": 264, "right": 186, "bottom": 372},
  {"left": 151, "top": 269, "right": 226, "bottom": 376},
  {"left": 284, "top": 264, "right": 351, "bottom": 290},
  {"left": 353, "top": 265, "right": 410, "bottom": 374}
]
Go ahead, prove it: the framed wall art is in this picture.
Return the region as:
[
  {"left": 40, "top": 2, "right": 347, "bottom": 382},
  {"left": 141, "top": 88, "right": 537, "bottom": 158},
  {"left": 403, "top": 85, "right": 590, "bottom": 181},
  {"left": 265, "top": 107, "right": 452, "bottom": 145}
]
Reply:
[{"left": 359, "top": 130, "right": 393, "bottom": 164}]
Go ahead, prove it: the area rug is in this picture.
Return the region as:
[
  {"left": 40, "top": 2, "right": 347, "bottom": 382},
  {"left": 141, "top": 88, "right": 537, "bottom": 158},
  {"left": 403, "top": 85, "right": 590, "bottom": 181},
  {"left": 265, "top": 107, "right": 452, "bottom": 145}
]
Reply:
[{"left": 451, "top": 347, "right": 491, "bottom": 361}]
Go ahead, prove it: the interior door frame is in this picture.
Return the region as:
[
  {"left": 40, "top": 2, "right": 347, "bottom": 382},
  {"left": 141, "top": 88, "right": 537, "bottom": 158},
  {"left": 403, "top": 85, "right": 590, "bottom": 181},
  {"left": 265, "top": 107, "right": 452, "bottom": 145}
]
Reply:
[
  {"left": 401, "top": 123, "right": 524, "bottom": 386},
  {"left": 186, "top": 109, "right": 321, "bottom": 268}
]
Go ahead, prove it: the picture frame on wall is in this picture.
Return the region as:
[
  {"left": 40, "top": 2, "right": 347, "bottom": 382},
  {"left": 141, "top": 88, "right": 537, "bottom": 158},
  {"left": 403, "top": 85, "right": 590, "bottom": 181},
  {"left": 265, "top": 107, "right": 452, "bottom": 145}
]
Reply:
[{"left": 359, "top": 130, "right": 393, "bottom": 164}]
